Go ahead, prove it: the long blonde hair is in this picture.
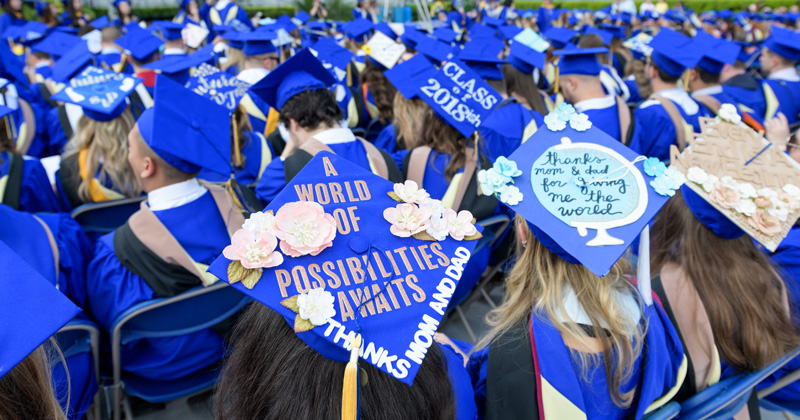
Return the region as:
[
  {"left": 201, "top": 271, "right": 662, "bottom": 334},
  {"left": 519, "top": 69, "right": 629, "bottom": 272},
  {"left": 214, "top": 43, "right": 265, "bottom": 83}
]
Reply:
[
  {"left": 66, "top": 110, "right": 141, "bottom": 202},
  {"left": 393, "top": 93, "right": 428, "bottom": 150},
  {"left": 476, "top": 216, "right": 645, "bottom": 407}
]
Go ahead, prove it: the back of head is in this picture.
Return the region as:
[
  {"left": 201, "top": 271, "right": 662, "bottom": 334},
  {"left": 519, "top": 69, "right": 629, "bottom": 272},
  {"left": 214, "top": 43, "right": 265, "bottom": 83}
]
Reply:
[
  {"left": 214, "top": 303, "right": 456, "bottom": 420},
  {"left": 278, "top": 88, "right": 343, "bottom": 131},
  {"left": 0, "top": 343, "right": 67, "bottom": 420},
  {"left": 577, "top": 34, "right": 610, "bottom": 65},
  {"left": 419, "top": 108, "right": 471, "bottom": 181},
  {"left": 392, "top": 93, "right": 428, "bottom": 150},
  {"left": 101, "top": 26, "right": 122, "bottom": 44},
  {"left": 651, "top": 190, "right": 800, "bottom": 371},
  {"left": 501, "top": 64, "right": 547, "bottom": 115}
]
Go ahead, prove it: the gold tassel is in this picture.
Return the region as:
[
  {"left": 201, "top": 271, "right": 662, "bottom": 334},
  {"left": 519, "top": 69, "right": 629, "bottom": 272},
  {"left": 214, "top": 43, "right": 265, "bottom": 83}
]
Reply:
[
  {"left": 681, "top": 69, "right": 690, "bottom": 91},
  {"left": 4, "top": 115, "right": 11, "bottom": 142},
  {"left": 341, "top": 334, "right": 362, "bottom": 420},
  {"left": 553, "top": 57, "right": 560, "bottom": 94},
  {"left": 347, "top": 63, "right": 353, "bottom": 88},
  {"left": 232, "top": 114, "right": 242, "bottom": 167}
]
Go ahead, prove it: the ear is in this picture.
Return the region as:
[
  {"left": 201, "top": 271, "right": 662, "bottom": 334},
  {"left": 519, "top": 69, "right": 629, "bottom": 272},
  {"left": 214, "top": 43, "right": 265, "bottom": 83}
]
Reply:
[
  {"left": 289, "top": 118, "right": 301, "bottom": 133},
  {"left": 141, "top": 156, "right": 157, "bottom": 180},
  {"left": 689, "top": 68, "right": 699, "bottom": 81}
]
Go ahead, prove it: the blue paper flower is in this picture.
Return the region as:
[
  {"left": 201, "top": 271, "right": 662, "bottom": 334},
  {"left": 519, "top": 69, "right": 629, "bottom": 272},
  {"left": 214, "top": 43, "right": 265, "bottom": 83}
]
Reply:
[
  {"left": 478, "top": 168, "right": 508, "bottom": 196},
  {"left": 643, "top": 157, "right": 667, "bottom": 178},
  {"left": 554, "top": 102, "right": 576, "bottom": 121},
  {"left": 569, "top": 113, "right": 592, "bottom": 131},
  {"left": 498, "top": 184, "right": 524, "bottom": 205},
  {"left": 544, "top": 112, "right": 567, "bottom": 131},
  {"left": 493, "top": 156, "right": 522, "bottom": 180},
  {"left": 650, "top": 177, "right": 677, "bottom": 197}
]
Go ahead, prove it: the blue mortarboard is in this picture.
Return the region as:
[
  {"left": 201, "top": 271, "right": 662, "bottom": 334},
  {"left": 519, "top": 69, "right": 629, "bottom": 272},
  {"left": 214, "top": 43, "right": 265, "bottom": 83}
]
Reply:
[
  {"left": 294, "top": 10, "right": 311, "bottom": 23},
  {"left": 307, "top": 21, "right": 330, "bottom": 31},
  {"left": 276, "top": 15, "right": 298, "bottom": 33},
  {"left": 432, "top": 27, "right": 457, "bottom": 44},
  {"left": 468, "top": 23, "right": 497, "bottom": 40},
  {"left": 498, "top": 25, "right": 522, "bottom": 41},
  {"left": 599, "top": 24, "right": 626, "bottom": 40},
  {"left": 374, "top": 22, "right": 397, "bottom": 39},
  {"left": 483, "top": 16, "right": 503, "bottom": 28},
  {"left": 734, "top": 41, "right": 757, "bottom": 63},
  {"left": 459, "top": 39, "right": 505, "bottom": 80},
  {"left": 417, "top": 60, "right": 500, "bottom": 138},
  {"left": 240, "top": 31, "right": 277, "bottom": 56},
  {"left": 138, "top": 75, "right": 231, "bottom": 175},
  {"left": 122, "top": 21, "right": 142, "bottom": 33},
  {"left": 414, "top": 36, "right": 458, "bottom": 65},
  {"left": 114, "top": 0, "right": 130, "bottom": 7},
  {"left": 553, "top": 47, "right": 607, "bottom": 76},
  {"left": 116, "top": 26, "right": 164, "bottom": 62},
  {"left": 681, "top": 185, "right": 744, "bottom": 239},
  {"left": 90, "top": 15, "right": 110, "bottom": 30},
  {"left": 344, "top": 18, "right": 373, "bottom": 43},
  {"left": 503, "top": 107, "right": 672, "bottom": 276},
  {"left": 222, "top": 29, "right": 245, "bottom": 50},
  {"left": 400, "top": 26, "right": 424, "bottom": 48},
  {"left": 762, "top": 25, "right": 800, "bottom": 61},
  {"left": 310, "top": 38, "right": 354, "bottom": 83},
  {"left": 623, "top": 32, "right": 653, "bottom": 61},
  {"left": 29, "top": 31, "right": 81, "bottom": 59},
  {"left": 385, "top": 54, "right": 436, "bottom": 99},
  {"left": 51, "top": 66, "right": 142, "bottom": 121},
  {"left": 508, "top": 42, "right": 545, "bottom": 74},
  {"left": 583, "top": 27, "right": 613, "bottom": 46},
  {"left": 648, "top": 28, "right": 701, "bottom": 77},
  {"left": 159, "top": 21, "right": 186, "bottom": 41},
  {"left": 3, "top": 25, "right": 28, "bottom": 43},
  {"left": 543, "top": 27, "right": 577, "bottom": 49},
  {"left": 186, "top": 63, "right": 251, "bottom": 112},
  {"left": 693, "top": 33, "right": 740, "bottom": 74},
  {"left": 180, "top": 0, "right": 192, "bottom": 10},
  {"left": 207, "top": 151, "right": 483, "bottom": 385},
  {"left": 717, "top": 9, "right": 733, "bottom": 20},
  {"left": 53, "top": 26, "right": 80, "bottom": 35},
  {"left": 250, "top": 48, "right": 336, "bottom": 111},
  {"left": 144, "top": 43, "right": 217, "bottom": 84},
  {"left": 0, "top": 241, "right": 81, "bottom": 380},
  {"left": 0, "top": 104, "right": 13, "bottom": 119},
  {"left": 50, "top": 41, "right": 92, "bottom": 83}
]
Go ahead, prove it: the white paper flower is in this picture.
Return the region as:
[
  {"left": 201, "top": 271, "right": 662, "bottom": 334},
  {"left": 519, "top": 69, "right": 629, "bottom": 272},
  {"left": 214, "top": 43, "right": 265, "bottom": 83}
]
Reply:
[
  {"left": 735, "top": 199, "right": 757, "bottom": 216},
  {"left": 687, "top": 166, "right": 709, "bottom": 185},
  {"left": 544, "top": 112, "right": 567, "bottom": 131},
  {"left": 783, "top": 184, "right": 800, "bottom": 201},
  {"left": 297, "top": 288, "right": 336, "bottom": 326},
  {"left": 498, "top": 184, "right": 524, "bottom": 205},
  {"left": 425, "top": 209, "right": 451, "bottom": 241},
  {"left": 478, "top": 168, "right": 509, "bottom": 196},
  {"left": 393, "top": 180, "right": 430, "bottom": 204},
  {"left": 420, "top": 198, "right": 445, "bottom": 216},
  {"left": 243, "top": 211, "right": 277, "bottom": 235},
  {"left": 445, "top": 210, "right": 478, "bottom": 240},
  {"left": 757, "top": 187, "right": 779, "bottom": 199},
  {"left": 700, "top": 174, "right": 719, "bottom": 193},
  {"left": 769, "top": 202, "right": 790, "bottom": 222},
  {"left": 718, "top": 103, "right": 742, "bottom": 124},
  {"left": 736, "top": 182, "right": 758, "bottom": 199},
  {"left": 569, "top": 113, "right": 592, "bottom": 131},
  {"left": 720, "top": 176, "right": 738, "bottom": 189},
  {"left": 662, "top": 167, "right": 686, "bottom": 186}
]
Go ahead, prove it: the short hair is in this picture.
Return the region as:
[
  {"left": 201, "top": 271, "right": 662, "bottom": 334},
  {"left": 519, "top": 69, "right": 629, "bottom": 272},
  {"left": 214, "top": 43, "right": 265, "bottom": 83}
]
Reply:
[
  {"left": 133, "top": 129, "right": 197, "bottom": 181},
  {"left": 31, "top": 51, "right": 50, "bottom": 60},
  {"left": 695, "top": 66, "right": 720, "bottom": 84},
  {"left": 101, "top": 26, "right": 122, "bottom": 43},
  {"left": 278, "top": 89, "right": 343, "bottom": 131},
  {"left": 648, "top": 59, "right": 680, "bottom": 84}
]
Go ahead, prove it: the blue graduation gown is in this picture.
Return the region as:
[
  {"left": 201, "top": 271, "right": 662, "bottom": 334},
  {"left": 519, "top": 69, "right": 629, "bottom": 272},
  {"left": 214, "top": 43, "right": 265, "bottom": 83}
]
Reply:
[
  {"left": 0, "top": 152, "right": 61, "bottom": 213},
  {"left": 200, "top": 2, "right": 253, "bottom": 32},
  {"left": 630, "top": 102, "right": 681, "bottom": 161},
  {"left": 44, "top": 106, "right": 71, "bottom": 156},
  {"left": 479, "top": 98, "right": 544, "bottom": 161},
  {"left": 197, "top": 131, "right": 275, "bottom": 187},
  {"left": 581, "top": 101, "right": 622, "bottom": 142},
  {"left": 374, "top": 123, "right": 398, "bottom": 154},
  {"left": 96, "top": 51, "right": 123, "bottom": 70},
  {"left": 722, "top": 74, "right": 768, "bottom": 123},
  {"left": 441, "top": 343, "right": 479, "bottom": 420},
  {"left": 0, "top": 12, "right": 26, "bottom": 36},
  {"left": 80, "top": 191, "right": 229, "bottom": 381},
  {"left": 765, "top": 79, "right": 800, "bottom": 124},
  {"left": 625, "top": 78, "right": 642, "bottom": 105}
]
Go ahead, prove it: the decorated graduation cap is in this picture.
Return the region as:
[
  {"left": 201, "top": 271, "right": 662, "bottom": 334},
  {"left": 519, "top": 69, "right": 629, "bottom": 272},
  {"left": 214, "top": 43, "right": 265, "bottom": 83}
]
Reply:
[
  {"left": 250, "top": 48, "right": 336, "bottom": 111},
  {"left": 416, "top": 59, "right": 500, "bottom": 139},
  {"left": 186, "top": 63, "right": 251, "bottom": 112},
  {"left": 459, "top": 38, "right": 504, "bottom": 80},
  {"left": 137, "top": 75, "right": 231, "bottom": 175},
  {"left": 29, "top": 31, "right": 81, "bottom": 59},
  {"left": 206, "top": 152, "right": 484, "bottom": 402},
  {"left": 373, "top": 22, "right": 397, "bottom": 39},
  {"left": 240, "top": 31, "right": 277, "bottom": 56},
  {"left": 116, "top": 26, "right": 164, "bottom": 62},
  {"left": 159, "top": 21, "right": 186, "bottom": 41},
  {"left": 490, "top": 103, "right": 674, "bottom": 277},
  {"left": 0, "top": 241, "right": 81, "bottom": 380},
  {"left": 692, "top": 32, "right": 740, "bottom": 74},
  {"left": 508, "top": 42, "right": 545, "bottom": 74},
  {"left": 344, "top": 18, "right": 373, "bottom": 43},
  {"left": 648, "top": 28, "right": 701, "bottom": 77},
  {"left": 51, "top": 66, "right": 142, "bottom": 122},
  {"left": 50, "top": 41, "right": 93, "bottom": 83},
  {"left": 363, "top": 31, "right": 405, "bottom": 69},
  {"left": 513, "top": 28, "right": 551, "bottom": 53},
  {"left": 384, "top": 53, "right": 436, "bottom": 100},
  {"left": 670, "top": 109, "right": 800, "bottom": 249},
  {"left": 623, "top": 32, "right": 653, "bottom": 61},
  {"left": 762, "top": 25, "right": 800, "bottom": 61},
  {"left": 553, "top": 47, "right": 607, "bottom": 76},
  {"left": 415, "top": 36, "right": 457, "bottom": 65}
]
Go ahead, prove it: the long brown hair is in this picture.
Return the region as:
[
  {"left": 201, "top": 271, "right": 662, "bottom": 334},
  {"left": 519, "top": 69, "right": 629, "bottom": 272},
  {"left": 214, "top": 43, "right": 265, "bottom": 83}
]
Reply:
[
  {"left": 475, "top": 216, "right": 644, "bottom": 407},
  {"left": 392, "top": 93, "right": 428, "bottom": 150},
  {"left": 360, "top": 60, "right": 397, "bottom": 123},
  {"left": 0, "top": 340, "right": 68, "bottom": 420},
  {"left": 417, "top": 110, "right": 472, "bottom": 181},
  {"left": 214, "top": 303, "right": 456, "bottom": 420},
  {"left": 651, "top": 191, "right": 800, "bottom": 371},
  {"left": 501, "top": 64, "right": 548, "bottom": 115}
]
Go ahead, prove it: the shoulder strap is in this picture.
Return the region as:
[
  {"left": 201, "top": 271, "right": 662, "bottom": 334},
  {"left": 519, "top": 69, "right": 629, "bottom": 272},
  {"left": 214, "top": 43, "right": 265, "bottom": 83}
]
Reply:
[
  {"left": 31, "top": 214, "right": 60, "bottom": 286},
  {"left": 299, "top": 138, "right": 335, "bottom": 156},
  {"left": 58, "top": 105, "right": 74, "bottom": 140},
  {"left": 451, "top": 147, "right": 478, "bottom": 212},
  {"left": 651, "top": 94, "right": 688, "bottom": 150},
  {"left": 485, "top": 319, "right": 540, "bottom": 420},
  {"left": 1, "top": 154, "right": 23, "bottom": 210},
  {"left": 284, "top": 150, "right": 313, "bottom": 184},
  {"left": 616, "top": 95, "right": 631, "bottom": 145},
  {"left": 40, "top": 82, "right": 57, "bottom": 108},
  {"left": 651, "top": 276, "right": 697, "bottom": 402},
  {"left": 693, "top": 94, "right": 722, "bottom": 116},
  {"left": 406, "top": 146, "right": 432, "bottom": 187},
  {"left": 16, "top": 99, "right": 35, "bottom": 155},
  {"left": 350, "top": 85, "right": 367, "bottom": 128},
  {"left": 356, "top": 137, "right": 390, "bottom": 180}
]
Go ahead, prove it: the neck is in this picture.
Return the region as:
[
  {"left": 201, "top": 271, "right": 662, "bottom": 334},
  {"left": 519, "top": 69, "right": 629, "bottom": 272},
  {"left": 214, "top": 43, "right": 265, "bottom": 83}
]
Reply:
[
  {"left": 243, "top": 61, "right": 265, "bottom": 70},
  {"left": 571, "top": 80, "right": 606, "bottom": 103},
  {"left": 651, "top": 77, "right": 677, "bottom": 94},
  {"left": 511, "top": 92, "right": 530, "bottom": 109},
  {"left": 770, "top": 64, "right": 796, "bottom": 75},
  {"left": 689, "top": 79, "right": 718, "bottom": 92},
  {"left": 297, "top": 123, "right": 340, "bottom": 145}
]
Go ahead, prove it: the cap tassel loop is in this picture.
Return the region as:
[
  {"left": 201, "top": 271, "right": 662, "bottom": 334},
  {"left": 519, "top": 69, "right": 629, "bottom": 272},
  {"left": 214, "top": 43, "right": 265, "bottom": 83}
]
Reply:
[
  {"left": 681, "top": 69, "right": 690, "bottom": 91},
  {"left": 553, "top": 57, "right": 561, "bottom": 94},
  {"left": 231, "top": 114, "right": 243, "bottom": 168},
  {"left": 342, "top": 333, "right": 362, "bottom": 420}
]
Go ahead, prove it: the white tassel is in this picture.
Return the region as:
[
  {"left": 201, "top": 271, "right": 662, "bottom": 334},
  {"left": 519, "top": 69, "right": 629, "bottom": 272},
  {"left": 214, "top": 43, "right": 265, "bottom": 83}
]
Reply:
[{"left": 637, "top": 225, "right": 652, "bottom": 306}]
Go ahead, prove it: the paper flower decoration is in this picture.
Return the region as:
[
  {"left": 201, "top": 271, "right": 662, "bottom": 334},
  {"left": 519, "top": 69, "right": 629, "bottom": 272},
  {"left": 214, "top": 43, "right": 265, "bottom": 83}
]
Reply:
[
  {"left": 384, "top": 203, "right": 432, "bottom": 237},
  {"left": 544, "top": 112, "right": 567, "bottom": 131},
  {"left": 649, "top": 166, "right": 685, "bottom": 197},
  {"left": 544, "top": 102, "right": 592, "bottom": 132},
  {"left": 498, "top": 184, "right": 524, "bottom": 205},
  {"left": 390, "top": 180, "right": 430, "bottom": 204},
  {"left": 273, "top": 201, "right": 337, "bottom": 257},
  {"left": 569, "top": 112, "right": 592, "bottom": 131},
  {"left": 281, "top": 287, "right": 337, "bottom": 332},
  {"left": 493, "top": 156, "right": 522, "bottom": 180},
  {"left": 223, "top": 229, "right": 284, "bottom": 289},
  {"left": 478, "top": 168, "right": 511, "bottom": 196},
  {"left": 446, "top": 210, "right": 479, "bottom": 240},
  {"left": 385, "top": 183, "right": 482, "bottom": 242},
  {"left": 643, "top": 157, "right": 667, "bottom": 177},
  {"left": 718, "top": 103, "right": 742, "bottom": 125},
  {"left": 477, "top": 156, "right": 524, "bottom": 205},
  {"left": 242, "top": 210, "right": 276, "bottom": 235}
]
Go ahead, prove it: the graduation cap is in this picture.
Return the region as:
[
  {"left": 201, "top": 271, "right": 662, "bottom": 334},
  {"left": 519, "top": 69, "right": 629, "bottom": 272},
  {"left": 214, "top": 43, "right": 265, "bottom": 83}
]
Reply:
[
  {"left": 159, "top": 21, "right": 186, "bottom": 41},
  {"left": 498, "top": 25, "right": 522, "bottom": 41},
  {"left": 240, "top": 31, "right": 277, "bottom": 56},
  {"left": 180, "top": 0, "right": 193, "bottom": 10},
  {"left": 114, "top": 0, "right": 130, "bottom": 7},
  {"left": 692, "top": 33, "right": 740, "bottom": 74},
  {"left": 416, "top": 59, "right": 500, "bottom": 138},
  {"left": 513, "top": 28, "right": 551, "bottom": 53},
  {"left": 186, "top": 62, "right": 251, "bottom": 112},
  {"left": 307, "top": 21, "right": 330, "bottom": 32},
  {"left": 497, "top": 104, "right": 674, "bottom": 277},
  {"left": 29, "top": 31, "right": 81, "bottom": 59},
  {"left": 432, "top": 27, "right": 457, "bottom": 44},
  {"left": 583, "top": 27, "right": 613, "bottom": 46},
  {"left": 762, "top": 25, "right": 800, "bottom": 61},
  {"left": 309, "top": 38, "right": 354, "bottom": 83},
  {"left": 50, "top": 41, "right": 92, "bottom": 83},
  {"left": 623, "top": 32, "right": 653, "bottom": 61},
  {"left": 373, "top": 22, "right": 397, "bottom": 39},
  {"left": 384, "top": 53, "right": 436, "bottom": 100},
  {"left": 399, "top": 26, "right": 424, "bottom": 48},
  {"left": 459, "top": 38, "right": 504, "bottom": 80},
  {"left": 206, "top": 151, "right": 484, "bottom": 388},
  {"left": 53, "top": 26, "right": 80, "bottom": 35},
  {"left": 553, "top": 47, "right": 607, "bottom": 76},
  {"left": 468, "top": 23, "right": 497, "bottom": 40},
  {"left": 222, "top": 29, "right": 245, "bottom": 50},
  {"left": 543, "top": 27, "right": 577, "bottom": 49},
  {"left": 344, "top": 18, "right": 373, "bottom": 43},
  {"left": 276, "top": 15, "right": 298, "bottom": 33},
  {"left": 599, "top": 24, "right": 626, "bottom": 40},
  {"left": 507, "top": 42, "right": 545, "bottom": 74},
  {"left": 137, "top": 75, "right": 231, "bottom": 175},
  {"left": 90, "top": 15, "right": 111, "bottom": 30},
  {"left": 648, "top": 28, "right": 701, "bottom": 77},
  {"left": 249, "top": 48, "right": 336, "bottom": 111},
  {"left": 294, "top": 10, "right": 311, "bottom": 24},
  {"left": 414, "top": 36, "right": 457, "bottom": 65},
  {"left": 0, "top": 241, "right": 81, "bottom": 380},
  {"left": 364, "top": 31, "right": 405, "bottom": 70},
  {"left": 482, "top": 16, "right": 503, "bottom": 28},
  {"left": 144, "top": 43, "right": 217, "bottom": 84},
  {"left": 115, "top": 26, "right": 164, "bottom": 62},
  {"left": 50, "top": 66, "right": 142, "bottom": 121}
]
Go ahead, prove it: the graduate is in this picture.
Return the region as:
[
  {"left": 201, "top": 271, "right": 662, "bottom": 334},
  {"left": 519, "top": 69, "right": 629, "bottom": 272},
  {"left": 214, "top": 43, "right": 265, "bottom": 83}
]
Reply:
[
  {"left": 208, "top": 152, "right": 481, "bottom": 420},
  {"left": 468, "top": 107, "right": 686, "bottom": 420},
  {"left": 60, "top": 0, "right": 91, "bottom": 27},
  {"left": 199, "top": 0, "right": 253, "bottom": 39},
  {"left": 503, "top": 42, "right": 551, "bottom": 116},
  {"left": 77, "top": 75, "right": 247, "bottom": 383},
  {"left": 114, "top": 26, "right": 164, "bottom": 100},
  {"left": 759, "top": 26, "right": 800, "bottom": 124},
  {"left": 0, "top": 0, "right": 26, "bottom": 37},
  {"left": 236, "top": 31, "right": 280, "bottom": 136},
  {"left": 51, "top": 67, "right": 144, "bottom": 210},
  {"left": 143, "top": 42, "right": 217, "bottom": 84},
  {"left": 253, "top": 49, "right": 401, "bottom": 205},
  {"left": 309, "top": 37, "right": 357, "bottom": 131},
  {"left": 174, "top": 0, "right": 207, "bottom": 28},
  {"left": 158, "top": 22, "right": 188, "bottom": 56},
  {"left": 113, "top": 0, "right": 136, "bottom": 27},
  {"left": 95, "top": 26, "right": 125, "bottom": 70},
  {"left": 377, "top": 54, "right": 434, "bottom": 154},
  {"left": 578, "top": 30, "right": 631, "bottom": 102},
  {"left": 355, "top": 32, "right": 401, "bottom": 140}
]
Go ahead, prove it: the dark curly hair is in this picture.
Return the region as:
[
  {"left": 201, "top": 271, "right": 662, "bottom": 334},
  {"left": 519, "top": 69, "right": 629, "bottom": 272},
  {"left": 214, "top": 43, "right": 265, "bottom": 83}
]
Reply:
[{"left": 278, "top": 89, "right": 344, "bottom": 131}]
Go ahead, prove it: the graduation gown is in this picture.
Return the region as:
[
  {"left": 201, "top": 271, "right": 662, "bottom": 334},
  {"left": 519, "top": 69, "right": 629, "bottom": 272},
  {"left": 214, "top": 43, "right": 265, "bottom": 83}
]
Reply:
[
  {"left": 600, "top": 65, "right": 630, "bottom": 102},
  {"left": 631, "top": 94, "right": 695, "bottom": 162},
  {"left": 479, "top": 97, "right": 544, "bottom": 161},
  {"left": 441, "top": 343, "right": 480, "bottom": 420},
  {"left": 79, "top": 182, "right": 244, "bottom": 381},
  {"left": 0, "top": 12, "right": 26, "bottom": 36},
  {"left": 722, "top": 74, "right": 769, "bottom": 123},
  {"left": 0, "top": 152, "right": 61, "bottom": 213},
  {"left": 197, "top": 130, "right": 277, "bottom": 187},
  {"left": 765, "top": 77, "right": 800, "bottom": 124},
  {"left": 55, "top": 149, "right": 130, "bottom": 211},
  {"left": 468, "top": 287, "right": 686, "bottom": 420},
  {"left": 574, "top": 95, "right": 638, "bottom": 146},
  {"left": 374, "top": 123, "right": 399, "bottom": 154},
  {"left": 200, "top": 1, "right": 253, "bottom": 36}
]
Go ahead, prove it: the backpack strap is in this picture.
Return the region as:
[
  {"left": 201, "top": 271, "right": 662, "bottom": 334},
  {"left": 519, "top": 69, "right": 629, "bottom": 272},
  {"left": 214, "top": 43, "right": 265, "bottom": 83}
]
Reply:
[
  {"left": 651, "top": 94, "right": 689, "bottom": 150},
  {"left": 692, "top": 94, "right": 722, "bottom": 116},
  {"left": 1, "top": 153, "right": 23, "bottom": 210},
  {"left": 451, "top": 147, "right": 478, "bottom": 212},
  {"left": 57, "top": 105, "right": 74, "bottom": 140},
  {"left": 616, "top": 95, "right": 631, "bottom": 146},
  {"left": 405, "top": 146, "right": 431, "bottom": 187}
]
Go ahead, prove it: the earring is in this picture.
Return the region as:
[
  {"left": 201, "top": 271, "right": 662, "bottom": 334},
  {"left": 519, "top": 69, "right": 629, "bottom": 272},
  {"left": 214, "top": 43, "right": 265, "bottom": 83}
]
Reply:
[{"left": 517, "top": 222, "right": 527, "bottom": 249}]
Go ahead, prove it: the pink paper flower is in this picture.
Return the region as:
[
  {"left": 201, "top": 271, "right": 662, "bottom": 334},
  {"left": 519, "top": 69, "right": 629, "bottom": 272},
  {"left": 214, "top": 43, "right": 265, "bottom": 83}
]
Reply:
[
  {"left": 273, "top": 201, "right": 337, "bottom": 257},
  {"left": 223, "top": 229, "right": 284, "bottom": 269},
  {"left": 748, "top": 209, "right": 783, "bottom": 237},
  {"left": 709, "top": 185, "right": 740, "bottom": 210},
  {"left": 446, "top": 210, "right": 478, "bottom": 240},
  {"left": 383, "top": 203, "right": 432, "bottom": 237},
  {"left": 393, "top": 180, "right": 430, "bottom": 204}
]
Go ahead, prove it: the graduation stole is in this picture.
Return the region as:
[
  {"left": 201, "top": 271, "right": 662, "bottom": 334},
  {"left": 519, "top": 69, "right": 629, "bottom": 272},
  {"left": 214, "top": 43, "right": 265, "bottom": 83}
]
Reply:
[
  {"left": 255, "top": 132, "right": 272, "bottom": 184},
  {"left": 78, "top": 149, "right": 125, "bottom": 203},
  {"left": 361, "top": 83, "right": 380, "bottom": 120},
  {"left": 528, "top": 299, "right": 687, "bottom": 420},
  {"left": 209, "top": 3, "right": 240, "bottom": 25}
]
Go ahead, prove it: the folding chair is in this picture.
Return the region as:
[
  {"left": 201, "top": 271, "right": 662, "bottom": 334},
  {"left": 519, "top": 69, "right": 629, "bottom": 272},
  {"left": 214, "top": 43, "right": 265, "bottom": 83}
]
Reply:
[
  {"left": 642, "top": 401, "right": 680, "bottom": 420},
  {"left": 70, "top": 196, "right": 145, "bottom": 233},
  {"left": 109, "top": 282, "right": 251, "bottom": 420},
  {"left": 758, "top": 364, "right": 800, "bottom": 416},
  {"left": 54, "top": 318, "right": 101, "bottom": 420},
  {"left": 678, "top": 346, "right": 800, "bottom": 420}
]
